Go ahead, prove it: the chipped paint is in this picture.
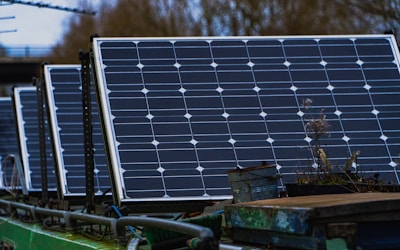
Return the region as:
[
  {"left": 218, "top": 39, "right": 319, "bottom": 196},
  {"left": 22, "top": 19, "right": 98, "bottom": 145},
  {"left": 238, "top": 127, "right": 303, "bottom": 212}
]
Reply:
[
  {"left": 276, "top": 210, "right": 292, "bottom": 231},
  {"left": 225, "top": 205, "right": 310, "bottom": 234},
  {"left": 225, "top": 193, "right": 400, "bottom": 249}
]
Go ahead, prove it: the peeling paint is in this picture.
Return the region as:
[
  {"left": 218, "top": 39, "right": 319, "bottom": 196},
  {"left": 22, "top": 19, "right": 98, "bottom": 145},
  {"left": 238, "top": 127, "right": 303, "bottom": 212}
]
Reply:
[
  {"left": 276, "top": 210, "right": 291, "bottom": 231},
  {"left": 225, "top": 205, "right": 311, "bottom": 235}
]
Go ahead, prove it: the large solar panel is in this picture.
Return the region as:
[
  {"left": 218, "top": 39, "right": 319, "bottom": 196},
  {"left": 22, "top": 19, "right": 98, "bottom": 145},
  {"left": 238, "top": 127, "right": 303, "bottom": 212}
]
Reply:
[
  {"left": 13, "top": 87, "right": 57, "bottom": 192},
  {"left": 43, "top": 65, "right": 110, "bottom": 198},
  {"left": 92, "top": 35, "right": 400, "bottom": 203},
  {"left": 0, "top": 97, "right": 19, "bottom": 189}
]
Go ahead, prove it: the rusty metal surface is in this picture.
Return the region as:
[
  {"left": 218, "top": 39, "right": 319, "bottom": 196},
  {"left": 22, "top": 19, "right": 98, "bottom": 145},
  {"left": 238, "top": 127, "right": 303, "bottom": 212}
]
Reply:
[{"left": 227, "top": 165, "right": 279, "bottom": 203}]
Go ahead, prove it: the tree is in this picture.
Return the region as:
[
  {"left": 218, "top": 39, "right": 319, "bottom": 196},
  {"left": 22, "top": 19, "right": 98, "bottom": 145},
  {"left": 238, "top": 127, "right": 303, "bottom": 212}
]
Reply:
[
  {"left": 48, "top": 0, "right": 400, "bottom": 63},
  {"left": 341, "top": 0, "right": 400, "bottom": 37},
  {"left": 198, "top": 0, "right": 391, "bottom": 36},
  {"left": 50, "top": 0, "right": 98, "bottom": 63},
  {"left": 50, "top": 0, "right": 201, "bottom": 63}
]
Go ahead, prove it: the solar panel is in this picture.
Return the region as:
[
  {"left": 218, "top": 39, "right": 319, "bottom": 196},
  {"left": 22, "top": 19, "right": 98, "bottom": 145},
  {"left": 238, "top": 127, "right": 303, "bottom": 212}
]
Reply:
[
  {"left": 13, "top": 87, "right": 57, "bottom": 192},
  {"left": 92, "top": 35, "right": 400, "bottom": 203},
  {"left": 0, "top": 97, "right": 19, "bottom": 189},
  {"left": 43, "top": 64, "right": 110, "bottom": 198}
]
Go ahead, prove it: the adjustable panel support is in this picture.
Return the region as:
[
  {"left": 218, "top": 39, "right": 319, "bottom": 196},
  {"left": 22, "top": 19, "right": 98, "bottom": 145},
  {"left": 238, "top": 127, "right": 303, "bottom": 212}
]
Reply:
[
  {"left": 35, "top": 76, "right": 48, "bottom": 206},
  {"left": 80, "top": 51, "right": 95, "bottom": 213}
]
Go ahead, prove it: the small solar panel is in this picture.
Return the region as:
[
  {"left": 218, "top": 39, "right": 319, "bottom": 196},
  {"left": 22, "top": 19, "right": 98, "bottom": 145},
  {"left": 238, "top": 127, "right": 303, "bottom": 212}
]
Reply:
[
  {"left": 43, "top": 64, "right": 110, "bottom": 198},
  {"left": 92, "top": 35, "right": 400, "bottom": 203},
  {"left": 0, "top": 97, "right": 19, "bottom": 189},
  {"left": 13, "top": 87, "right": 57, "bottom": 192}
]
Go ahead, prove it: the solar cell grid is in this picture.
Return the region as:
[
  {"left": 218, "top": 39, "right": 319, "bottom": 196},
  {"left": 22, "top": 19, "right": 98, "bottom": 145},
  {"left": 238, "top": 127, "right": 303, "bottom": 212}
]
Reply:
[
  {"left": 44, "top": 65, "right": 110, "bottom": 198},
  {"left": 93, "top": 35, "right": 400, "bottom": 203},
  {"left": 13, "top": 87, "right": 57, "bottom": 192},
  {"left": 0, "top": 97, "right": 19, "bottom": 189}
]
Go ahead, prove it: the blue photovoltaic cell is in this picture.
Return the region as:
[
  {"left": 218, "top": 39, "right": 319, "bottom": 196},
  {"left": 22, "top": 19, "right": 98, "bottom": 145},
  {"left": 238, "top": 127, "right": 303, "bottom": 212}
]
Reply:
[
  {"left": 44, "top": 65, "right": 110, "bottom": 197},
  {"left": 13, "top": 87, "right": 57, "bottom": 192},
  {"left": 0, "top": 97, "right": 19, "bottom": 189},
  {"left": 92, "top": 35, "right": 400, "bottom": 203}
]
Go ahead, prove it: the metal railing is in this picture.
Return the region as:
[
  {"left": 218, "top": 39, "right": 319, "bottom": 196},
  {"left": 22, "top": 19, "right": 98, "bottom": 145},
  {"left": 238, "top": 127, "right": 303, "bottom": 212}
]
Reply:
[
  {"left": 0, "top": 46, "right": 52, "bottom": 58},
  {"left": 0, "top": 199, "right": 217, "bottom": 249}
]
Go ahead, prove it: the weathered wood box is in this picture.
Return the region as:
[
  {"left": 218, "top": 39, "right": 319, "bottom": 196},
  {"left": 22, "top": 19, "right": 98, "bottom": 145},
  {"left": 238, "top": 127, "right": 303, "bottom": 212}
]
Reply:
[{"left": 224, "top": 193, "right": 400, "bottom": 249}]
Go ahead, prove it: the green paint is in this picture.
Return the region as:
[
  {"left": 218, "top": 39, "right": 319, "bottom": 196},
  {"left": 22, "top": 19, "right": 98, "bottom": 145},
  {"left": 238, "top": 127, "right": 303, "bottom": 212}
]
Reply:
[
  {"left": 0, "top": 217, "right": 121, "bottom": 250},
  {"left": 226, "top": 206, "right": 276, "bottom": 230},
  {"left": 225, "top": 206, "right": 311, "bottom": 234},
  {"left": 326, "top": 238, "right": 349, "bottom": 250}
]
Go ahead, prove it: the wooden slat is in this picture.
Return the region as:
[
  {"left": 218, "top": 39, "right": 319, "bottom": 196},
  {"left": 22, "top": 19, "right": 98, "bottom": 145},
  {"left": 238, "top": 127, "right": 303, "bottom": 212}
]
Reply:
[
  {"left": 226, "top": 193, "right": 400, "bottom": 220},
  {"left": 243, "top": 193, "right": 400, "bottom": 208}
]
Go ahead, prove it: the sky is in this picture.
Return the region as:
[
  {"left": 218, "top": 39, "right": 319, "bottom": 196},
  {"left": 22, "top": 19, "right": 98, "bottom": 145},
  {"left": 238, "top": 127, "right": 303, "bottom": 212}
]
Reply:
[{"left": 0, "top": 0, "right": 100, "bottom": 48}]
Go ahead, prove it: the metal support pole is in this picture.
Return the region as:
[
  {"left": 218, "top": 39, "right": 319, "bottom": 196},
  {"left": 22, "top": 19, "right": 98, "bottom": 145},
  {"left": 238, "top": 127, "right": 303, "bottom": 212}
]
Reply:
[
  {"left": 36, "top": 77, "right": 48, "bottom": 206},
  {"left": 80, "top": 51, "right": 95, "bottom": 213},
  {"left": 89, "top": 36, "right": 119, "bottom": 206}
]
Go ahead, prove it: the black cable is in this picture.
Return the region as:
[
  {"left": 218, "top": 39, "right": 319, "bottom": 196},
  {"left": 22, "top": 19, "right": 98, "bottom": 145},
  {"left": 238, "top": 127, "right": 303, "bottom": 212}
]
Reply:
[{"left": 4, "top": 0, "right": 96, "bottom": 15}]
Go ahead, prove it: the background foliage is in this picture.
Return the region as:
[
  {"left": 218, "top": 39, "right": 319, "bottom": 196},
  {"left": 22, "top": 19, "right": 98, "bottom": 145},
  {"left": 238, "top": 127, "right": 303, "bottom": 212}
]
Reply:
[{"left": 50, "top": 0, "right": 400, "bottom": 63}]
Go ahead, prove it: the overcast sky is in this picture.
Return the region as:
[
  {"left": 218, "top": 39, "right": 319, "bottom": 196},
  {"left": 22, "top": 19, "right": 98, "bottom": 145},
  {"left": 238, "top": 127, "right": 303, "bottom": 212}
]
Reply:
[{"left": 0, "top": 0, "right": 99, "bottom": 48}]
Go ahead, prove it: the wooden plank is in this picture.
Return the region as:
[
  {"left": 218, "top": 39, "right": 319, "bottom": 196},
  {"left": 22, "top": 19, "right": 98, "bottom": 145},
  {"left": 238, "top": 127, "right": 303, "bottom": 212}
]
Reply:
[
  {"left": 227, "top": 193, "right": 400, "bottom": 218},
  {"left": 243, "top": 193, "right": 400, "bottom": 207},
  {"left": 224, "top": 193, "right": 400, "bottom": 235},
  {"left": 225, "top": 193, "right": 400, "bottom": 249}
]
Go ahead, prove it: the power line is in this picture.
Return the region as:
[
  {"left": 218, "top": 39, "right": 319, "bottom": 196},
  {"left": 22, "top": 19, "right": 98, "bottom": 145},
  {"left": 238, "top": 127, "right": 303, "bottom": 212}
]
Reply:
[
  {"left": 0, "top": 15, "right": 16, "bottom": 34},
  {"left": 1, "top": 0, "right": 96, "bottom": 15},
  {"left": 0, "top": 29, "right": 17, "bottom": 33},
  {"left": 0, "top": 16, "right": 15, "bottom": 20}
]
